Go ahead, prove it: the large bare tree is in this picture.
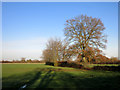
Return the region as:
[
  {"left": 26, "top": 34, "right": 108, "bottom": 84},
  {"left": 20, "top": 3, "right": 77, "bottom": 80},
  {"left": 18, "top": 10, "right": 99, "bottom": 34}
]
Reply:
[{"left": 64, "top": 15, "right": 107, "bottom": 63}]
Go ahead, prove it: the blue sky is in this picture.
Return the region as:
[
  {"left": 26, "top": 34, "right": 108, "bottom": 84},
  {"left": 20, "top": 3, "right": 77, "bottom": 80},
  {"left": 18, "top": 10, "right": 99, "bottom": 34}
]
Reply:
[{"left": 2, "top": 2, "right": 118, "bottom": 60}]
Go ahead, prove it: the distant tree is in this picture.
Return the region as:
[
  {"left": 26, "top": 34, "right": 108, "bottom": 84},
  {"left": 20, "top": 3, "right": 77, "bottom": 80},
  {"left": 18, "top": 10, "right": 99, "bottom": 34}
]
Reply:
[
  {"left": 27, "top": 59, "right": 32, "bottom": 63},
  {"left": 110, "top": 57, "right": 118, "bottom": 63},
  {"left": 64, "top": 15, "right": 107, "bottom": 64},
  {"left": 21, "top": 57, "right": 26, "bottom": 63}
]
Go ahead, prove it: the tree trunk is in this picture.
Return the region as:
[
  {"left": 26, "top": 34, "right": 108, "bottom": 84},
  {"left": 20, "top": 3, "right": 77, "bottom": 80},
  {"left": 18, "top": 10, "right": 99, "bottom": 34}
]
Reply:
[
  {"left": 54, "top": 47, "right": 58, "bottom": 67},
  {"left": 83, "top": 56, "right": 87, "bottom": 63},
  {"left": 54, "top": 60, "right": 58, "bottom": 67}
]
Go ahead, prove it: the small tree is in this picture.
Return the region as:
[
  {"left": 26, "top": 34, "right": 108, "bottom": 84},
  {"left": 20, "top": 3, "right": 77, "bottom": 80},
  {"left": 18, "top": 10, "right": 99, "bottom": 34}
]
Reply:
[{"left": 42, "top": 38, "right": 63, "bottom": 66}]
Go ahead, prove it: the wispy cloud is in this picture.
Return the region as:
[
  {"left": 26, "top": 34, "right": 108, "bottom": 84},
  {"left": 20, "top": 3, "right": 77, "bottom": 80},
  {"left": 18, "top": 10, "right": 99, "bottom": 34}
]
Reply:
[{"left": 2, "top": 37, "right": 48, "bottom": 60}]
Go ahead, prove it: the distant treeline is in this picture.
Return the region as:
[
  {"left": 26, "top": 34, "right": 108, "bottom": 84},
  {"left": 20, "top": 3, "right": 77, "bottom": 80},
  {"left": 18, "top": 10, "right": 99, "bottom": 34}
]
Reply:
[{"left": 1, "top": 59, "right": 45, "bottom": 63}]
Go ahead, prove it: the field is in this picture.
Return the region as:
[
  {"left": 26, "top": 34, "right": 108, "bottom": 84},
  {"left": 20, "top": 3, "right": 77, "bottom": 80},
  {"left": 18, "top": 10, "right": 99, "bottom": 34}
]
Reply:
[{"left": 2, "top": 63, "right": 120, "bottom": 89}]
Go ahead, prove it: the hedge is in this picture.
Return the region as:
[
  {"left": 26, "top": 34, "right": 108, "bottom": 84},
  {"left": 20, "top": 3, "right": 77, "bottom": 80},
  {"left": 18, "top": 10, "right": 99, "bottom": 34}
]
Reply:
[
  {"left": 45, "top": 62, "right": 54, "bottom": 66},
  {"left": 93, "top": 66, "right": 120, "bottom": 71},
  {"left": 45, "top": 61, "right": 83, "bottom": 69}
]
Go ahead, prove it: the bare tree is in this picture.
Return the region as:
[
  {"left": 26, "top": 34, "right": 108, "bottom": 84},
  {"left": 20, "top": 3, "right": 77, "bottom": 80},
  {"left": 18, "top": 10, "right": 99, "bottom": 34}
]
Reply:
[
  {"left": 41, "top": 49, "right": 50, "bottom": 62},
  {"left": 42, "top": 38, "right": 63, "bottom": 66},
  {"left": 64, "top": 15, "right": 107, "bottom": 63},
  {"left": 60, "top": 40, "right": 71, "bottom": 61}
]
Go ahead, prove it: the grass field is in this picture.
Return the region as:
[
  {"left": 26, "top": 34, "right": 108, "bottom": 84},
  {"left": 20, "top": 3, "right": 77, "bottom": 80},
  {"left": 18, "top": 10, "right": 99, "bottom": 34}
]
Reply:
[
  {"left": 86, "top": 64, "right": 120, "bottom": 68},
  {"left": 2, "top": 63, "right": 120, "bottom": 89}
]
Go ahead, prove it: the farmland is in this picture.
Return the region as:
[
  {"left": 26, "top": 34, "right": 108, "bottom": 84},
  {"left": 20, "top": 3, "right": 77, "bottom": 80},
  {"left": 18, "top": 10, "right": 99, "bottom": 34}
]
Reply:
[{"left": 2, "top": 63, "right": 120, "bottom": 89}]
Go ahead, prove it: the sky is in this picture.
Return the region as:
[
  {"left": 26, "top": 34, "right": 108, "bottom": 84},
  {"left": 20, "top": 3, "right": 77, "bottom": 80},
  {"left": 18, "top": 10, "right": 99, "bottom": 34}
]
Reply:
[{"left": 2, "top": 2, "right": 118, "bottom": 60}]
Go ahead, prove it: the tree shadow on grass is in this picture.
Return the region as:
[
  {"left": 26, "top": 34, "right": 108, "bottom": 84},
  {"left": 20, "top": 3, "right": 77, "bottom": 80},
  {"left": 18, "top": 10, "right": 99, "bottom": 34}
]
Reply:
[
  {"left": 2, "top": 68, "right": 56, "bottom": 89},
  {"left": 50, "top": 71, "right": 120, "bottom": 89},
  {"left": 22, "top": 70, "right": 42, "bottom": 89},
  {"left": 2, "top": 68, "right": 42, "bottom": 89},
  {"left": 36, "top": 69, "right": 56, "bottom": 88},
  {"left": 2, "top": 68, "right": 120, "bottom": 89}
]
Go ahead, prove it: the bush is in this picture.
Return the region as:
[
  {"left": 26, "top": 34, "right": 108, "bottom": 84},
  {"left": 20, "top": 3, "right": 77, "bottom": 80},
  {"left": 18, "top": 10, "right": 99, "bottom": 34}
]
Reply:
[
  {"left": 58, "top": 61, "right": 83, "bottom": 69},
  {"left": 45, "top": 62, "right": 54, "bottom": 66},
  {"left": 58, "top": 61, "right": 67, "bottom": 67},
  {"left": 93, "top": 66, "right": 120, "bottom": 71}
]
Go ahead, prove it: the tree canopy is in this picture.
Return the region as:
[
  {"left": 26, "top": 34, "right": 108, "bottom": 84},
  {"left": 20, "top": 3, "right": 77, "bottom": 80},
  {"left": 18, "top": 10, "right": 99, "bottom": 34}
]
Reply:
[{"left": 64, "top": 15, "right": 107, "bottom": 63}]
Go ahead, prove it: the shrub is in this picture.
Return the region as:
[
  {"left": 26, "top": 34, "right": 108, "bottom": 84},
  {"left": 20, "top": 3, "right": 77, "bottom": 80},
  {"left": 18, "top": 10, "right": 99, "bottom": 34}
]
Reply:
[
  {"left": 45, "top": 62, "right": 54, "bottom": 66},
  {"left": 93, "top": 66, "right": 120, "bottom": 71},
  {"left": 58, "top": 61, "right": 83, "bottom": 69}
]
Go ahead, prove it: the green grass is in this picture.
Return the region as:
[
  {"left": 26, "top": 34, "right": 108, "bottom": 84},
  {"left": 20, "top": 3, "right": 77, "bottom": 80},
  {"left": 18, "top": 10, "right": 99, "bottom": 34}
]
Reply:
[
  {"left": 2, "top": 63, "right": 120, "bottom": 89},
  {"left": 86, "top": 64, "right": 120, "bottom": 68}
]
